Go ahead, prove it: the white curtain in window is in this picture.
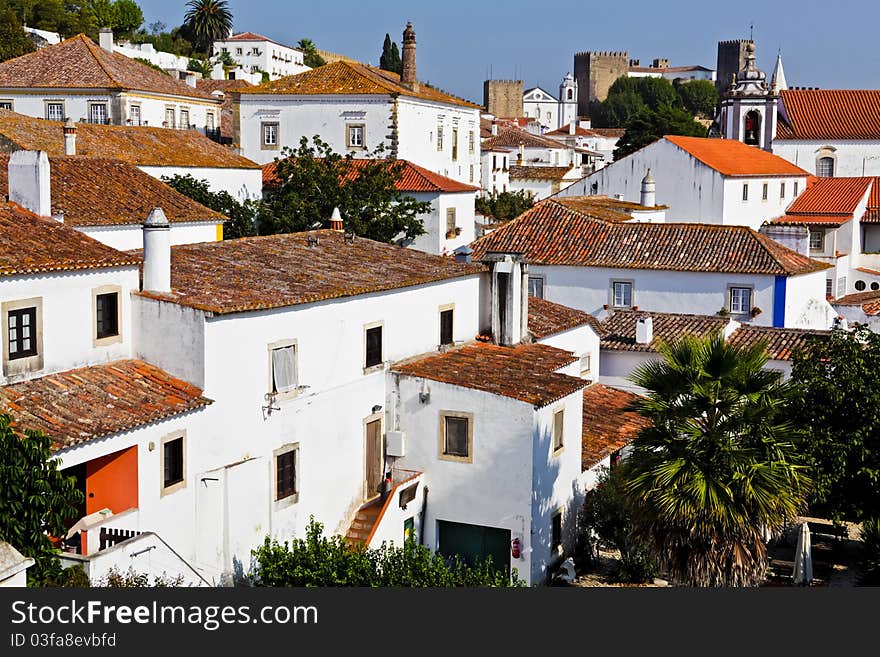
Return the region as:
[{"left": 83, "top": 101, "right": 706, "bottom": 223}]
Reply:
[{"left": 272, "top": 346, "right": 296, "bottom": 393}]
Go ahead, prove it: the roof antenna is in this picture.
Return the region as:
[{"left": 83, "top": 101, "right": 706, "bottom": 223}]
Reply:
[{"left": 749, "top": 22, "right": 754, "bottom": 41}]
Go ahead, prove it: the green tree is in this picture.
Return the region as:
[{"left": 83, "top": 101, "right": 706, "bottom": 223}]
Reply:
[
  {"left": 0, "top": 7, "right": 35, "bottom": 62},
  {"left": 379, "top": 33, "right": 401, "bottom": 74},
  {"left": 260, "top": 136, "right": 429, "bottom": 243},
  {"left": 297, "top": 38, "right": 325, "bottom": 68},
  {"left": 182, "top": 0, "right": 232, "bottom": 55},
  {"left": 787, "top": 325, "right": 880, "bottom": 523},
  {"left": 591, "top": 89, "right": 646, "bottom": 129},
  {"left": 187, "top": 57, "right": 212, "bottom": 78},
  {"left": 475, "top": 190, "right": 535, "bottom": 224},
  {"left": 676, "top": 79, "right": 718, "bottom": 118},
  {"left": 623, "top": 333, "right": 811, "bottom": 587},
  {"left": 161, "top": 174, "right": 257, "bottom": 240},
  {"left": 0, "top": 415, "right": 84, "bottom": 586},
  {"left": 613, "top": 105, "right": 707, "bottom": 159},
  {"left": 110, "top": 0, "right": 143, "bottom": 37},
  {"left": 251, "top": 517, "right": 524, "bottom": 587}
]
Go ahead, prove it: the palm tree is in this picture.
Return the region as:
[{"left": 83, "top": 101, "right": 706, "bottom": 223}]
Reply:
[
  {"left": 624, "top": 332, "right": 811, "bottom": 587},
  {"left": 183, "top": 0, "right": 233, "bottom": 55}
]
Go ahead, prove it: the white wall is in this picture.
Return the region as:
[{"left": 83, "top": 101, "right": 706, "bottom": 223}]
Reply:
[
  {"left": 213, "top": 39, "right": 308, "bottom": 80},
  {"left": 139, "top": 165, "right": 263, "bottom": 202},
  {"left": 79, "top": 222, "right": 220, "bottom": 251},
  {"left": 535, "top": 324, "right": 601, "bottom": 383},
  {"left": 599, "top": 350, "right": 655, "bottom": 394},
  {"left": 480, "top": 151, "right": 510, "bottom": 194},
  {"left": 366, "top": 473, "right": 426, "bottom": 549},
  {"left": 723, "top": 176, "right": 807, "bottom": 230},
  {"left": 134, "top": 296, "right": 206, "bottom": 390},
  {"left": 406, "top": 191, "right": 477, "bottom": 255},
  {"left": 783, "top": 269, "right": 835, "bottom": 328},
  {"left": 0, "top": 267, "right": 138, "bottom": 384},
  {"left": 773, "top": 140, "right": 880, "bottom": 177}
]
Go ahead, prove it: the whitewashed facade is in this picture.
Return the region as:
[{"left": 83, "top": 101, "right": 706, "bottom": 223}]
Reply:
[{"left": 212, "top": 34, "right": 309, "bottom": 82}]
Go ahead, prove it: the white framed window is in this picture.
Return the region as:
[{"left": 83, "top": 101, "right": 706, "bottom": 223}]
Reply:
[
  {"left": 347, "top": 124, "right": 364, "bottom": 148},
  {"left": 742, "top": 183, "right": 749, "bottom": 201},
  {"left": 468, "top": 130, "right": 475, "bottom": 154},
  {"left": 274, "top": 443, "right": 299, "bottom": 507},
  {"left": 445, "top": 207, "right": 457, "bottom": 235},
  {"left": 439, "top": 411, "right": 474, "bottom": 463},
  {"left": 611, "top": 281, "right": 632, "bottom": 309},
  {"left": 0, "top": 100, "right": 13, "bottom": 110},
  {"left": 262, "top": 122, "right": 279, "bottom": 150},
  {"left": 164, "top": 107, "right": 175, "bottom": 128},
  {"left": 437, "top": 124, "right": 444, "bottom": 151},
  {"left": 206, "top": 112, "right": 214, "bottom": 130},
  {"left": 179, "top": 108, "right": 190, "bottom": 129},
  {"left": 364, "top": 321, "right": 384, "bottom": 372},
  {"left": 780, "top": 182, "right": 786, "bottom": 198},
  {"left": 826, "top": 278, "right": 833, "bottom": 298},
  {"left": 528, "top": 276, "right": 545, "bottom": 299},
  {"left": 160, "top": 431, "right": 186, "bottom": 496},
  {"left": 45, "top": 102, "right": 64, "bottom": 121},
  {"left": 89, "top": 103, "right": 108, "bottom": 125},
  {"left": 837, "top": 277, "right": 847, "bottom": 298},
  {"left": 809, "top": 230, "right": 824, "bottom": 251},
  {"left": 93, "top": 285, "right": 122, "bottom": 347},
  {"left": 729, "top": 286, "right": 752, "bottom": 314},
  {"left": 129, "top": 104, "right": 141, "bottom": 126},
  {"left": 579, "top": 354, "right": 591, "bottom": 378},
  {"left": 817, "top": 157, "right": 834, "bottom": 178},
  {"left": 794, "top": 181, "right": 799, "bottom": 196},
  {"left": 2, "top": 297, "right": 43, "bottom": 378},
  {"left": 762, "top": 183, "right": 768, "bottom": 200}
]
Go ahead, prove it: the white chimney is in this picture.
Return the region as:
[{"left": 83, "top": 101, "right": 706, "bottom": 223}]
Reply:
[
  {"left": 635, "top": 316, "right": 653, "bottom": 345},
  {"left": 8, "top": 150, "right": 51, "bottom": 216},
  {"left": 491, "top": 122, "right": 498, "bottom": 136},
  {"left": 142, "top": 208, "right": 171, "bottom": 293},
  {"left": 330, "top": 207, "right": 343, "bottom": 231},
  {"left": 99, "top": 27, "right": 114, "bottom": 53},
  {"left": 184, "top": 71, "right": 198, "bottom": 88},
  {"left": 63, "top": 118, "right": 76, "bottom": 155},
  {"left": 614, "top": 193, "right": 625, "bottom": 201},
  {"left": 640, "top": 168, "right": 656, "bottom": 207},
  {"left": 568, "top": 120, "right": 576, "bottom": 135}
]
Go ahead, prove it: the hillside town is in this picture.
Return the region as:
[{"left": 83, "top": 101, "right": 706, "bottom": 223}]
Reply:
[{"left": 0, "top": 1, "right": 878, "bottom": 591}]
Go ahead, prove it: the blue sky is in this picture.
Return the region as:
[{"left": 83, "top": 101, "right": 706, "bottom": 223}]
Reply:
[{"left": 141, "top": 0, "right": 880, "bottom": 101}]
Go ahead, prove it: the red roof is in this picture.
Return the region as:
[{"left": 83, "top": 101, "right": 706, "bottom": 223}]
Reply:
[
  {"left": 262, "top": 158, "right": 479, "bottom": 193},
  {"left": 778, "top": 90, "right": 880, "bottom": 140},
  {"left": 0, "top": 359, "right": 212, "bottom": 450},
  {"left": 545, "top": 124, "right": 625, "bottom": 140},
  {"left": 528, "top": 296, "right": 605, "bottom": 339},
  {"left": 665, "top": 135, "right": 809, "bottom": 177},
  {"left": 581, "top": 384, "right": 650, "bottom": 470},
  {"left": 771, "top": 177, "right": 874, "bottom": 226},
  {"left": 833, "top": 290, "right": 880, "bottom": 316}
]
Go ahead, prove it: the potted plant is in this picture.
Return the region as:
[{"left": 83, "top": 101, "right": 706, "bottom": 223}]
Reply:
[
  {"left": 717, "top": 307, "right": 729, "bottom": 317},
  {"left": 750, "top": 306, "right": 763, "bottom": 318}
]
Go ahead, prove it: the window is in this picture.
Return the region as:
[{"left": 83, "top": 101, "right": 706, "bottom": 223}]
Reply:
[
  {"left": 446, "top": 207, "right": 457, "bottom": 235},
  {"left": 452, "top": 128, "right": 459, "bottom": 161},
  {"left": 347, "top": 124, "right": 364, "bottom": 148},
  {"left": 762, "top": 183, "right": 768, "bottom": 200},
  {"left": 206, "top": 112, "right": 214, "bottom": 130},
  {"left": 612, "top": 281, "right": 632, "bottom": 309},
  {"left": 161, "top": 434, "right": 185, "bottom": 493},
  {"left": 872, "top": 282, "right": 880, "bottom": 292},
  {"left": 129, "top": 105, "right": 141, "bottom": 126},
  {"left": 164, "top": 107, "right": 175, "bottom": 128},
  {"left": 437, "top": 125, "right": 444, "bottom": 151},
  {"left": 7, "top": 307, "right": 37, "bottom": 360},
  {"left": 742, "top": 183, "right": 749, "bottom": 201},
  {"left": 809, "top": 230, "right": 824, "bottom": 251},
  {"left": 780, "top": 182, "right": 786, "bottom": 198},
  {"left": 729, "top": 287, "right": 752, "bottom": 314},
  {"left": 794, "top": 181, "right": 799, "bottom": 196},
  {"left": 89, "top": 103, "right": 108, "bottom": 125},
  {"left": 365, "top": 324, "right": 383, "bottom": 369},
  {"left": 579, "top": 354, "right": 591, "bottom": 378},
  {"left": 837, "top": 277, "right": 847, "bottom": 298},
  {"left": 179, "top": 109, "right": 189, "bottom": 129},
  {"left": 235, "top": 47, "right": 243, "bottom": 55},
  {"left": 440, "top": 307, "right": 454, "bottom": 346},
  {"left": 262, "top": 122, "right": 278, "bottom": 150},
  {"left": 744, "top": 110, "right": 761, "bottom": 146},
  {"left": 552, "top": 408, "right": 564, "bottom": 453},
  {"left": 469, "top": 164, "right": 474, "bottom": 183},
  {"left": 855, "top": 280, "right": 867, "bottom": 292},
  {"left": 0, "top": 100, "right": 12, "bottom": 110},
  {"left": 95, "top": 292, "right": 119, "bottom": 340},
  {"left": 270, "top": 343, "right": 297, "bottom": 394},
  {"left": 440, "top": 412, "right": 473, "bottom": 462},
  {"left": 275, "top": 445, "right": 298, "bottom": 502},
  {"left": 46, "top": 102, "right": 64, "bottom": 121},
  {"left": 468, "top": 130, "right": 475, "bottom": 154},
  {"left": 826, "top": 278, "right": 833, "bottom": 298},
  {"left": 551, "top": 510, "right": 563, "bottom": 554},
  {"left": 528, "top": 276, "right": 544, "bottom": 299},
  {"left": 817, "top": 157, "right": 834, "bottom": 178}
]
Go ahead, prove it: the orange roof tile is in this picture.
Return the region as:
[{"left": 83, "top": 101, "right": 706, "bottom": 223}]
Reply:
[
  {"left": 787, "top": 177, "right": 872, "bottom": 214},
  {"left": 0, "top": 155, "right": 225, "bottom": 226},
  {"left": 665, "top": 135, "right": 809, "bottom": 177},
  {"left": 528, "top": 296, "right": 605, "bottom": 339},
  {"left": 263, "top": 158, "right": 479, "bottom": 193},
  {"left": 581, "top": 384, "right": 649, "bottom": 469},
  {"left": 222, "top": 32, "right": 294, "bottom": 49},
  {"left": 237, "top": 60, "right": 481, "bottom": 109},
  {"left": 471, "top": 197, "right": 829, "bottom": 276},
  {"left": 778, "top": 90, "right": 880, "bottom": 140},
  {"left": 0, "top": 360, "right": 212, "bottom": 450},
  {"left": 0, "top": 34, "right": 215, "bottom": 101},
  {"left": 482, "top": 125, "right": 568, "bottom": 151},
  {"left": 138, "top": 230, "right": 485, "bottom": 314},
  {"left": 552, "top": 195, "right": 667, "bottom": 218},
  {"left": 601, "top": 311, "right": 730, "bottom": 352},
  {"left": 508, "top": 165, "right": 573, "bottom": 181},
  {"left": 833, "top": 290, "right": 880, "bottom": 316},
  {"left": 0, "top": 109, "right": 259, "bottom": 168},
  {"left": 393, "top": 342, "right": 586, "bottom": 407},
  {"left": 0, "top": 202, "right": 138, "bottom": 276},
  {"left": 725, "top": 325, "right": 830, "bottom": 360}
]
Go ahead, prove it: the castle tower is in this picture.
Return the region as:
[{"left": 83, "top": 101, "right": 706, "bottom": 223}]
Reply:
[
  {"left": 716, "top": 39, "right": 753, "bottom": 97},
  {"left": 718, "top": 42, "right": 777, "bottom": 151},
  {"left": 573, "top": 51, "right": 628, "bottom": 117},
  {"left": 483, "top": 79, "right": 524, "bottom": 118},
  {"left": 558, "top": 72, "right": 578, "bottom": 129}
]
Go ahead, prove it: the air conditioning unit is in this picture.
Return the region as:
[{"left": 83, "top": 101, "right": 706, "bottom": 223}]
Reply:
[{"left": 385, "top": 431, "right": 406, "bottom": 457}]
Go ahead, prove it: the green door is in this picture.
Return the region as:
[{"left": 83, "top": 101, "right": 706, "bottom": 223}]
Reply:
[{"left": 437, "top": 520, "right": 510, "bottom": 572}]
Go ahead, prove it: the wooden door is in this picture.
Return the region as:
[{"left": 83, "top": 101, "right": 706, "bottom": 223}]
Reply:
[{"left": 365, "top": 419, "right": 383, "bottom": 501}]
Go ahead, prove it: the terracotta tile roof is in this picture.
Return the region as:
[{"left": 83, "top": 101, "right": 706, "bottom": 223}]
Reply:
[
  {"left": 138, "top": 229, "right": 485, "bottom": 314},
  {"left": 771, "top": 177, "right": 873, "bottom": 226},
  {"left": 197, "top": 78, "right": 254, "bottom": 140},
  {"left": 262, "top": 158, "right": 480, "bottom": 193},
  {"left": 544, "top": 124, "right": 625, "bottom": 140},
  {"left": 0, "top": 155, "right": 224, "bottom": 226},
  {"left": 482, "top": 126, "right": 568, "bottom": 151},
  {"left": 528, "top": 296, "right": 605, "bottom": 339},
  {"left": 600, "top": 310, "right": 730, "bottom": 352},
  {"left": 0, "top": 202, "right": 138, "bottom": 276},
  {"left": 665, "top": 135, "right": 809, "bottom": 177},
  {"left": 508, "top": 165, "right": 573, "bottom": 181},
  {"left": 222, "top": 32, "right": 295, "bottom": 49},
  {"left": 552, "top": 195, "right": 667, "bottom": 218},
  {"left": 0, "top": 109, "right": 259, "bottom": 169},
  {"left": 393, "top": 342, "right": 586, "bottom": 407},
  {"left": 777, "top": 90, "right": 880, "bottom": 140},
  {"left": 0, "top": 34, "right": 215, "bottom": 100},
  {"left": 590, "top": 128, "right": 625, "bottom": 138},
  {"left": 0, "top": 359, "right": 212, "bottom": 451},
  {"left": 770, "top": 214, "right": 853, "bottom": 226},
  {"left": 725, "top": 325, "right": 830, "bottom": 360},
  {"left": 832, "top": 290, "right": 880, "bottom": 316},
  {"left": 855, "top": 266, "right": 880, "bottom": 277},
  {"left": 471, "top": 197, "right": 830, "bottom": 276},
  {"left": 861, "top": 178, "right": 880, "bottom": 224},
  {"left": 581, "top": 384, "right": 649, "bottom": 470},
  {"left": 237, "top": 60, "right": 481, "bottom": 109}
]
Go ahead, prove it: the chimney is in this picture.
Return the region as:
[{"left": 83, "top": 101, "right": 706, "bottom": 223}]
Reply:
[
  {"left": 485, "top": 253, "right": 527, "bottom": 346},
  {"left": 99, "top": 27, "right": 114, "bottom": 53},
  {"left": 401, "top": 22, "right": 419, "bottom": 92},
  {"left": 490, "top": 122, "right": 498, "bottom": 136},
  {"left": 568, "top": 120, "right": 576, "bottom": 135},
  {"left": 63, "top": 118, "right": 76, "bottom": 155},
  {"left": 635, "top": 316, "right": 653, "bottom": 345},
  {"left": 640, "top": 168, "right": 656, "bottom": 207},
  {"left": 453, "top": 245, "right": 473, "bottom": 264},
  {"left": 330, "top": 207, "right": 343, "bottom": 231},
  {"left": 517, "top": 144, "right": 524, "bottom": 164},
  {"left": 142, "top": 208, "right": 171, "bottom": 293},
  {"left": 8, "top": 150, "right": 51, "bottom": 216},
  {"left": 184, "top": 71, "right": 198, "bottom": 88}
]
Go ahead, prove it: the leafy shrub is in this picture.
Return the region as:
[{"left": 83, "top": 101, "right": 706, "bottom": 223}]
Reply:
[
  {"left": 858, "top": 518, "right": 880, "bottom": 586},
  {"left": 96, "top": 566, "right": 185, "bottom": 587}
]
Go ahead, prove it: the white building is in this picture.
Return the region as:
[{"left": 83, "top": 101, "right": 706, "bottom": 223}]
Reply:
[
  {"left": 212, "top": 32, "right": 309, "bottom": 84},
  {"left": 627, "top": 59, "right": 716, "bottom": 83},
  {"left": 521, "top": 74, "right": 578, "bottom": 131},
  {"left": 543, "top": 120, "right": 622, "bottom": 169},
  {"left": 0, "top": 542, "right": 33, "bottom": 587},
  {"left": 558, "top": 135, "right": 810, "bottom": 230},
  {"left": 0, "top": 34, "right": 221, "bottom": 136},
  {"left": 508, "top": 165, "right": 580, "bottom": 200},
  {"left": 471, "top": 196, "right": 835, "bottom": 329},
  {"left": 0, "top": 109, "right": 262, "bottom": 202}
]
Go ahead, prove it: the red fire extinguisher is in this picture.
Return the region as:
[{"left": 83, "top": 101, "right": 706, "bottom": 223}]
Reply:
[{"left": 511, "top": 537, "right": 521, "bottom": 559}]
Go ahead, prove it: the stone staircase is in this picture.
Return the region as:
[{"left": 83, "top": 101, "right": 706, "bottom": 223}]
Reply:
[{"left": 344, "top": 501, "right": 383, "bottom": 546}]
